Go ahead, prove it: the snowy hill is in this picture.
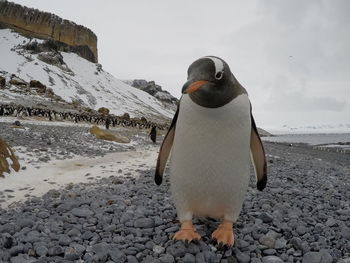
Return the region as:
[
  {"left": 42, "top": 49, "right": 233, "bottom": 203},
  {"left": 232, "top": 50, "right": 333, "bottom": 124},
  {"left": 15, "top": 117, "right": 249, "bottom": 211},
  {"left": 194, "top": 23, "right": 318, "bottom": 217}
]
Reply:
[{"left": 0, "top": 29, "right": 175, "bottom": 122}]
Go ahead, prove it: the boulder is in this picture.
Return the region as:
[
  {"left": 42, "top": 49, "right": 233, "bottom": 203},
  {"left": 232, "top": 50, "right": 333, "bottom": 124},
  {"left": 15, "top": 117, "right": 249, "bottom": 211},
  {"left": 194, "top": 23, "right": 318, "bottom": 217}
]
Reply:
[
  {"left": 9, "top": 79, "right": 27, "bottom": 87},
  {"left": 29, "top": 80, "right": 46, "bottom": 93},
  {"left": 120, "top": 113, "right": 130, "bottom": 121},
  {"left": 89, "top": 125, "right": 130, "bottom": 143},
  {"left": 97, "top": 107, "right": 110, "bottom": 115},
  {"left": 0, "top": 138, "right": 20, "bottom": 177}
]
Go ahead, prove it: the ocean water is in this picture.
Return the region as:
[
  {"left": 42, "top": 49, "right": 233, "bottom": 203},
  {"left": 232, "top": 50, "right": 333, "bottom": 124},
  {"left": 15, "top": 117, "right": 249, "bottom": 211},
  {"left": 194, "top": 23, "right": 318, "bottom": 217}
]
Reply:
[
  {"left": 262, "top": 133, "right": 350, "bottom": 146},
  {"left": 262, "top": 133, "right": 350, "bottom": 153}
]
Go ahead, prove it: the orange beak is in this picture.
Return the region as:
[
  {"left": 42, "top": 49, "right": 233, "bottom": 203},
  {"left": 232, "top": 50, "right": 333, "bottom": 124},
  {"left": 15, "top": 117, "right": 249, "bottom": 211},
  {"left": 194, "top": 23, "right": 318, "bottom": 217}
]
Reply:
[{"left": 184, "top": 80, "right": 209, "bottom": 94}]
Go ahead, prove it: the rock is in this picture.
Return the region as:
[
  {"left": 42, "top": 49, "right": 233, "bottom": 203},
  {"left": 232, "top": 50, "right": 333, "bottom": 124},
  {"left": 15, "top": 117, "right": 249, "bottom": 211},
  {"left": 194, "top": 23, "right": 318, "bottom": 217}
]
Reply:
[
  {"left": 340, "top": 227, "right": 350, "bottom": 238},
  {"left": 109, "top": 247, "right": 126, "bottom": 262},
  {"left": 159, "top": 254, "right": 175, "bottom": 263},
  {"left": 2, "top": 233, "right": 14, "bottom": 249},
  {"left": 0, "top": 0, "right": 98, "bottom": 63},
  {"left": 64, "top": 247, "right": 81, "bottom": 261},
  {"left": 153, "top": 245, "right": 165, "bottom": 254},
  {"left": 325, "top": 217, "right": 337, "bottom": 227},
  {"left": 58, "top": 234, "right": 72, "bottom": 246},
  {"left": 127, "top": 255, "right": 139, "bottom": 263},
  {"left": 166, "top": 242, "right": 186, "bottom": 258},
  {"left": 337, "top": 258, "right": 350, "bottom": 263},
  {"left": 29, "top": 80, "right": 46, "bottom": 93},
  {"left": 183, "top": 253, "right": 196, "bottom": 263},
  {"left": 134, "top": 218, "right": 154, "bottom": 228},
  {"left": 9, "top": 245, "right": 24, "bottom": 256},
  {"left": 236, "top": 239, "right": 250, "bottom": 249},
  {"left": 235, "top": 250, "right": 250, "bottom": 263},
  {"left": 262, "top": 256, "right": 284, "bottom": 263},
  {"left": 274, "top": 238, "right": 287, "bottom": 249},
  {"left": 259, "top": 212, "right": 274, "bottom": 223},
  {"left": 71, "top": 207, "right": 94, "bottom": 218},
  {"left": 48, "top": 245, "right": 64, "bottom": 256},
  {"left": 89, "top": 125, "right": 130, "bottom": 143},
  {"left": 259, "top": 235, "right": 275, "bottom": 249},
  {"left": 302, "top": 251, "right": 333, "bottom": 263},
  {"left": 35, "top": 245, "right": 48, "bottom": 257},
  {"left": 37, "top": 211, "right": 50, "bottom": 219},
  {"left": 97, "top": 107, "right": 110, "bottom": 115}
]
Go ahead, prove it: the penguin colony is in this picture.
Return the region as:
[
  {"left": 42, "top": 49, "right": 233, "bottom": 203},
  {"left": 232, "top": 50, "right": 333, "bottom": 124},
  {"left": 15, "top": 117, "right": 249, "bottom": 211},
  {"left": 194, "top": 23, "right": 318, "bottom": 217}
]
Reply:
[
  {"left": 155, "top": 56, "right": 267, "bottom": 246},
  {"left": 0, "top": 104, "right": 167, "bottom": 130}
]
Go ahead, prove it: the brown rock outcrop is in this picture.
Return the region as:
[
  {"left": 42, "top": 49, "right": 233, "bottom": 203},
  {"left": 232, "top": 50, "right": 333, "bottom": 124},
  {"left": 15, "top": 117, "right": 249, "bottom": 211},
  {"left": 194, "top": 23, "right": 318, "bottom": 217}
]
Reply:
[
  {"left": 0, "top": 137, "right": 20, "bottom": 177},
  {"left": 89, "top": 125, "right": 130, "bottom": 144},
  {"left": 0, "top": 1, "right": 98, "bottom": 63}
]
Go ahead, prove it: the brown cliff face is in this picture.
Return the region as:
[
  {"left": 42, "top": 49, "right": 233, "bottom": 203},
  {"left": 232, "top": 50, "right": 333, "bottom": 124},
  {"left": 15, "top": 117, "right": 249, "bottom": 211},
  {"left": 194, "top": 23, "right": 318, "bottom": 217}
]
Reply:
[{"left": 0, "top": 1, "right": 98, "bottom": 63}]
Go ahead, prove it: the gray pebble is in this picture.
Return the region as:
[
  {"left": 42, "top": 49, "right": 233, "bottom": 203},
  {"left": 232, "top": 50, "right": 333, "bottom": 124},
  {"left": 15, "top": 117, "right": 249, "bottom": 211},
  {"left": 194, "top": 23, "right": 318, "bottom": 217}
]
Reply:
[
  {"left": 35, "top": 245, "right": 48, "bottom": 257},
  {"left": 71, "top": 207, "right": 94, "bottom": 217},
  {"left": 134, "top": 218, "right": 154, "bottom": 228},
  {"left": 262, "top": 256, "right": 284, "bottom": 263},
  {"left": 183, "top": 253, "right": 196, "bottom": 263}
]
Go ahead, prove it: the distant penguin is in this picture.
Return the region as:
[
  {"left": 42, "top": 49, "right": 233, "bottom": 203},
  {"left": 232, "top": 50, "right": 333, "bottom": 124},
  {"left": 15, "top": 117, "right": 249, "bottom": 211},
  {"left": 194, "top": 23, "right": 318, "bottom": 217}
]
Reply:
[
  {"left": 155, "top": 56, "right": 267, "bottom": 246},
  {"left": 149, "top": 126, "right": 157, "bottom": 143}
]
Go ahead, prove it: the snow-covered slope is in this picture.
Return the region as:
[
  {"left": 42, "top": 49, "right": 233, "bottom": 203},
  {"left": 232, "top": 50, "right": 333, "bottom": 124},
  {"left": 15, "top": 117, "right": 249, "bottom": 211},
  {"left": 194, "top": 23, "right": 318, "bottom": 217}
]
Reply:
[{"left": 0, "top": 29, "right": 174, "bottom": 121}]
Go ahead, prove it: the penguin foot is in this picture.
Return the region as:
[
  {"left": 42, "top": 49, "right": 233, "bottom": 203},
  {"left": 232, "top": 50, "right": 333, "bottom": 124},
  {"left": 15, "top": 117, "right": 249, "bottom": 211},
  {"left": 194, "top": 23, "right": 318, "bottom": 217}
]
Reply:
[
  {"left": 211, "top": 220, "right": 234, "bottom": 246},
  {"left": 173, "top": 221, "right": 201, "bottom": 242}
]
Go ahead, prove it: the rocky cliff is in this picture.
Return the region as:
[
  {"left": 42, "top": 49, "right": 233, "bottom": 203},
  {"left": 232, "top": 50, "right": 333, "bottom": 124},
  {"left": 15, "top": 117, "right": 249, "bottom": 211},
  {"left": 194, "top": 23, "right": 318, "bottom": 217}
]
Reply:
[
  {"left": 0, "top": 1, "right": 98, "bottom": 63},
  {"left": 124, "top": 79, "right": 179, "bottom": 112}
]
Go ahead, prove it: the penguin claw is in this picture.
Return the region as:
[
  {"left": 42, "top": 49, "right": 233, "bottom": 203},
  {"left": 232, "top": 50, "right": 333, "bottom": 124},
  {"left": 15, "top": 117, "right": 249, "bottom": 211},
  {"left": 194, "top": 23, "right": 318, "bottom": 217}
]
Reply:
[
  {"left": 173, "top": 229, "right": 201, "bottom": 243},
  {"left": 211, "top": 225, "right": 234, "bottom": 247}
]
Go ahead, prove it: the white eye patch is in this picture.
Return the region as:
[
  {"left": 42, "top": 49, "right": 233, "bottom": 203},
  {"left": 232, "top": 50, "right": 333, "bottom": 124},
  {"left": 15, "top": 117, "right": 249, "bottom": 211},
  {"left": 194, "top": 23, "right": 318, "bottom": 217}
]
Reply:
[{"left": 204, "top": 56, "right": 224, "bottom": 79}]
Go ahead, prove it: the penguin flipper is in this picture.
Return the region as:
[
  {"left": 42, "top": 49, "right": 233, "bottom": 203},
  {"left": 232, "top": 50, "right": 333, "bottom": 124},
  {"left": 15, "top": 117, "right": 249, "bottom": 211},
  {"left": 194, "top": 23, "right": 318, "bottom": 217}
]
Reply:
[
  {"left": 154, "top": 107, "right": 179, "bottom": 185},
  {"left": 250, "top": 113, "right": 267, "bottom": 191}
]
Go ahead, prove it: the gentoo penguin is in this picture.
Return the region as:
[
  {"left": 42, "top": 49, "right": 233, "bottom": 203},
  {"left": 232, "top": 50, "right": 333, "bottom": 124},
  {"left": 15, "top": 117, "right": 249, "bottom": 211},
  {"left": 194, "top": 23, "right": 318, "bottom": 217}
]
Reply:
[
  {"left": 155, "top": 56, "right": 267, "bottom": 246},
  {"left": 149, "top": 126, "right": 157, "bottom": 143}
]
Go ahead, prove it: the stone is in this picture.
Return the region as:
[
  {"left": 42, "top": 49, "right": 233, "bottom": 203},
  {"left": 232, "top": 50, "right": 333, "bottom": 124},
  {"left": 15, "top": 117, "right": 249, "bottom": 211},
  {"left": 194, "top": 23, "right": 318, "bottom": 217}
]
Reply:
[
  {"left": 64, "top": 247, "right": 81, "bottom": 261},
  {"left": 274, "top": 237, "right": 287, "bottom": 249},
  {"left": 258, "top": 212, "right": 273, "bottom": 223},
  {"left": 302, "top": 250, "right": 333, "bottom": 263},
  {"left": 235, "top": 250, "right": 250, "bottom": 263},
  {"left": 153, "top": 245, "right": 165, "bottom": 254},
  {"left": 58, "top": 234, "right": 72, "bottom": 246},
  {"left": 337, "top": 258, "right": 350, "bottom": 263},
  {"left": 9, "top": 245, "right": 24, "bottom": 256},
  {"left": 340, "top": 227, "right": 350, "bottom": 238},
  {"left": 262, "top": 256, "right": 284, "bottom": 263},
  {"left": 183, "top": 253, "right": 196, "bottom": 263},
  {"left": 35, "top": 245, "right": 48, "bottom": 257},
  {"left": 134, "top": 218, "right": 154, "bottom": 228},
  {"left": 259, "top": 235, "right": 275, "bottom": 249},
  {"left": 109, "top": 248, "right": 126, "bottom": 262},
  {"left": 71, "top": 207, "right": 94, "bottom": 218},
  {"left": 48, "top": 245, "right": 64, "bottom": 256},
  {"left": 159, "top": 254, "right": 175, "bottom": 263},
  {"left": 127, "top": 255, "right": 139, "bottom": 263},
  {"left": 166, "top": 242, "right": 186, "bottom": 258}
]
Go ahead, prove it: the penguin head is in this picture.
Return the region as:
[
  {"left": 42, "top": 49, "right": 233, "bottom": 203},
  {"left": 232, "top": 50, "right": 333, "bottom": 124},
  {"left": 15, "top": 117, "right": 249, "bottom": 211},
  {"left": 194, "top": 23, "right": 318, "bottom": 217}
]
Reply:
[{"left": 182, "top": 56, "right": 239, "bottom": 108}]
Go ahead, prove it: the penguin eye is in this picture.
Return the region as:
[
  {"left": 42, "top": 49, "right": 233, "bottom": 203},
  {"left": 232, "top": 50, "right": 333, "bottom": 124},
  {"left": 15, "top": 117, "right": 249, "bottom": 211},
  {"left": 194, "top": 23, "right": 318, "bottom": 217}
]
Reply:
[{"left": 215, "top": 71, "right": 223, "bottom": 80}]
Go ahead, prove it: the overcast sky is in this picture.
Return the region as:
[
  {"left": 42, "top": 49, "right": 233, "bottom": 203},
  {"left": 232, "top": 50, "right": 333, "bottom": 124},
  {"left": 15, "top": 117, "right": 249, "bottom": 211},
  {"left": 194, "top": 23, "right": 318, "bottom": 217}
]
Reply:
[{"left": 11, "top": 0, "right": 350, "bottom": 131}]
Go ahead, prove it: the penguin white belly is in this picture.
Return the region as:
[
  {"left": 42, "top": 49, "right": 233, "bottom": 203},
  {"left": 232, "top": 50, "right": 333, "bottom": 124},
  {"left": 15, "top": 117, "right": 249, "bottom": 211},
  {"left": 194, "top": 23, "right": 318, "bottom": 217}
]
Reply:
[{"left": 170, "top": 94, "right": 251, "bottom": 222}]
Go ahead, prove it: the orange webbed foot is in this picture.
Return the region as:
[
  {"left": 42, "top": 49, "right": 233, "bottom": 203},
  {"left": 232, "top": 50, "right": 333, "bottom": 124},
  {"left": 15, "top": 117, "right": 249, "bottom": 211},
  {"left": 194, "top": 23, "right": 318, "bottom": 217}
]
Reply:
[
  {"left": 172, "top": 220, "right": 201, "bottom": 242},
  {"left": 211, "top": 220, "right": 234, "bottom": 246}
]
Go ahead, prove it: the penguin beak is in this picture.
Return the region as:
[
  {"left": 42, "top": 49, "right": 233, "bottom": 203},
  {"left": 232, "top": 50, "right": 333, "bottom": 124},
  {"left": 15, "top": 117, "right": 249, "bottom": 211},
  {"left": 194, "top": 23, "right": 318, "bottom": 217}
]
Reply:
[{"left": 182, "top": 80, "right": 209, "bottom": 94}]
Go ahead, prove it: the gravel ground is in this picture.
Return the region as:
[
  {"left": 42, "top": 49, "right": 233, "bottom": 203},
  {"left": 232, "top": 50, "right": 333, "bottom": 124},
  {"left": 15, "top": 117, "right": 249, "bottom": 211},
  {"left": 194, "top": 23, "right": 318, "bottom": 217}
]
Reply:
[{"left": 0, "top": 122, "right": 350, "bottom": 263}]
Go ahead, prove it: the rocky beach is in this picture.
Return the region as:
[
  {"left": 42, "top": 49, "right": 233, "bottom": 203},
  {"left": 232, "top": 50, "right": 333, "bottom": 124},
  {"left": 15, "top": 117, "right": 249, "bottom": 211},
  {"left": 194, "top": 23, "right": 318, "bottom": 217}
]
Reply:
[{"left": 0, "top": 119, "right": 349, "bottom": 263}]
